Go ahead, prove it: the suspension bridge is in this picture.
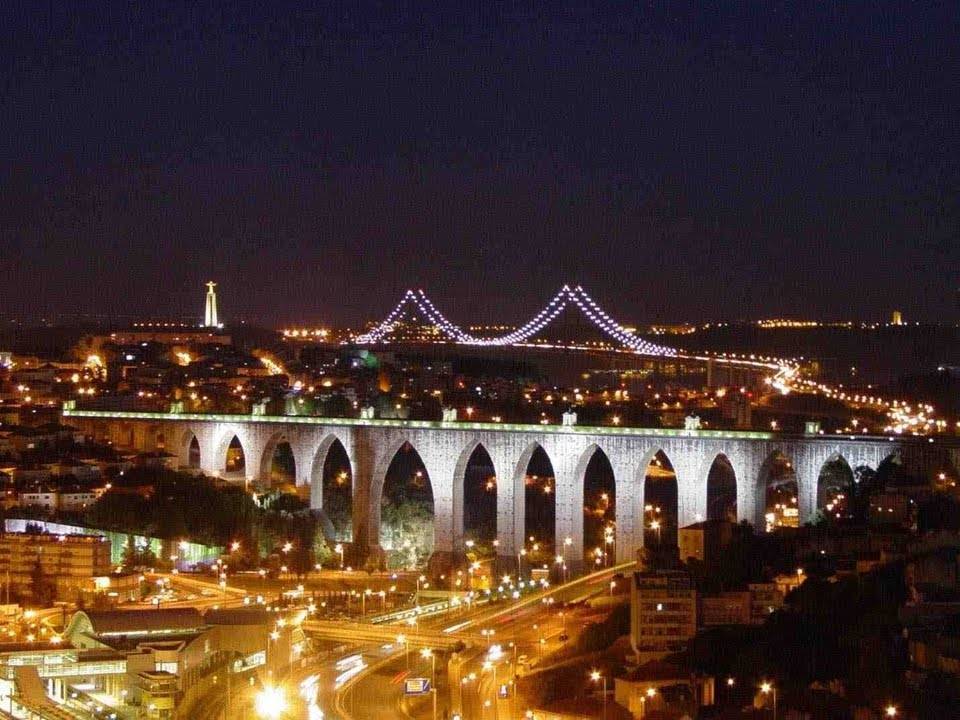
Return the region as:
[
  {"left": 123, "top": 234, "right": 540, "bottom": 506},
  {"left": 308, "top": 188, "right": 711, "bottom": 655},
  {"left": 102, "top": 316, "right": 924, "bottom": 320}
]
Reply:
[{"left": 351, "top": 284, "right": 798, "bottom": 392}]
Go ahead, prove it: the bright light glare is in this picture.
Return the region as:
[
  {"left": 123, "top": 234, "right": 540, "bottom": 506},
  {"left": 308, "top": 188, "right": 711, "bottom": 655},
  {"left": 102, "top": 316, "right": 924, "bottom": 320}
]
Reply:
[
  {"left": 255, "top": 685, "right": 288, "bottom": 719},
  {"left": 335, "top": 654, "right": 364, "bottom": 671},
  {"left": 335, "top": 661, "right": 367, "bottom": 688},
  {"left": 299, "top": 675, "right": 323, "bottom": 720}
]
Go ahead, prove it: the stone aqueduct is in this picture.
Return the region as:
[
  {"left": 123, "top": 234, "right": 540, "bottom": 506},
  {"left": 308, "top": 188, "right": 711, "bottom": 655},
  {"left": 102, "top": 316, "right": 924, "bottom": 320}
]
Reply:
[{"left": 64, "top": 410, "right": 960, "bottom": 571}]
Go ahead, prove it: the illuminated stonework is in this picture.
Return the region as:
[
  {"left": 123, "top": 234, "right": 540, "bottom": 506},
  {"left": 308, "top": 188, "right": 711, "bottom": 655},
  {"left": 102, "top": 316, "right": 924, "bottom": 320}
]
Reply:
[
  {"left": 62, "top": 408, "right": 951, "bottom": 574},
  {"left": 204, "top": 281, "right": 219, "bottom": 327}
]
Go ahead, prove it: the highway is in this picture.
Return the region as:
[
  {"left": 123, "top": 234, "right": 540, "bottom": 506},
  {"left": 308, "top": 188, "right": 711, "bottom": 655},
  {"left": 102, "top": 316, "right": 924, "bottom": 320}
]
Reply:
[
  {"left": 452, "top": 591, "right": 616, "bottom": 720},
  {"left": 325, "top": 563, "right": 632, "bottom": 720},
  {"left": 178, "top": 562, "right": 631, "bottom": 719}
]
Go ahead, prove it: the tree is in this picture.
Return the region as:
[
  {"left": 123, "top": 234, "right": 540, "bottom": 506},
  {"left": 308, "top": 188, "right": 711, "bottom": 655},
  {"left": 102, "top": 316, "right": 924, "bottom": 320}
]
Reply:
[
  {"left": 380, "top": 499, "right": 433, "bottom": 569},
  {"left": 122, "top": 536, "right": 157, "bottom": 569},
  {"left": 86, "top": 491, "right": 152, "bottom": 532},
  {"left": 264, "top": 492, "right": 308, "bottom": 515},
  {"left": 29, "top": 559, "right": 56, "bottom": 607},
  {"left": 313, "top": 534, "right": 334, "bottom": 567},
  {"left": 918, "top": 493, "right": 960, "bottom": 532},
  {"left": 917, "top": 672, "right": 960, "bottom": 719},
  {"left": 687, "top": 522, "right": 763, "bottom": 595},
  {"left": 575, "top": 603, "right": 630, "bottom": 653},
  {"left": 322, "top": 491, "right": 353, "bottom": 541},
  {"left": 287, "top": 515, "right": 318, "bottom": 578},
  {"left": 850, "top": 465, "right": 879, "bottom": 522}
]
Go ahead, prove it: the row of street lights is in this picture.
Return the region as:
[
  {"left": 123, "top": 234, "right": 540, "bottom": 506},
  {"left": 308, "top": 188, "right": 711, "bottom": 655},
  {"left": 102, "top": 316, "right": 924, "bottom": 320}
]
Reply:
[
  {"left": 251, "top": 671, "right": 901, "bottom": 720},
  {"left": 731, "top": 677, "right": 899, "bottom": 720}
]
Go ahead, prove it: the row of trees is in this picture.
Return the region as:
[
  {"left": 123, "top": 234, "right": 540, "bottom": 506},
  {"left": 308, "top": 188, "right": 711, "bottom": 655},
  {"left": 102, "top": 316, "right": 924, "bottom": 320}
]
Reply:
[
  {"left": 80, "top": 467, "right": 332, "bottom": 571},
  {"left": 81, "top": 466, "right": 439, "bottom": 573}
]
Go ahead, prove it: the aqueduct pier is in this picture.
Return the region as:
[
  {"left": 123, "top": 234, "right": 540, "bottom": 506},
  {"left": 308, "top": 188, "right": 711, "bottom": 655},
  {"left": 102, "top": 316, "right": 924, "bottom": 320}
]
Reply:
[{"left": 63, "top": 409, "right": 960, "bottom": 572}]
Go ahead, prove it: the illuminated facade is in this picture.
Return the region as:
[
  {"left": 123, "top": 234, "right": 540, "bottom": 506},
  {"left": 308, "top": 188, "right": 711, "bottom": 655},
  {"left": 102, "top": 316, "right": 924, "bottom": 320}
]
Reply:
[
  {"left": 631, "top": 570, "right": 697, "bottom": 660},
  {"left": 0, "top": 532, "right": 112, "bottom": 601}
]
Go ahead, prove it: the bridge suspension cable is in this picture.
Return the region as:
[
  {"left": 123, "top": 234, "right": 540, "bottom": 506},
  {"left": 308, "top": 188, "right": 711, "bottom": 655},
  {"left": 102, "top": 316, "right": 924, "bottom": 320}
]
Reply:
[{"left": 353, "top": 285, "right": 679, "bottom": 357}]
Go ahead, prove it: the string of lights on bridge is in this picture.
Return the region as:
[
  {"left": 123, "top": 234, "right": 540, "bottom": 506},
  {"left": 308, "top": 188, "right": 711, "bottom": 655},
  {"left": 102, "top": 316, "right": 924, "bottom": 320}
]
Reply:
[
  {"left": 352, "top": 285, "right": 808, "bottom": 396},
  {"left": 354, "top": 285, "right": 681, "bottom": 356}
]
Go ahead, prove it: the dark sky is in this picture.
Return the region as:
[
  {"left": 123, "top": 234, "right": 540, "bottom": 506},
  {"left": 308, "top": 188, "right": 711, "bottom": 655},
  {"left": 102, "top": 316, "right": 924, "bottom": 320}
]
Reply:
[{"left": 1, "top": 1, "right": 959, "bottom": 326}]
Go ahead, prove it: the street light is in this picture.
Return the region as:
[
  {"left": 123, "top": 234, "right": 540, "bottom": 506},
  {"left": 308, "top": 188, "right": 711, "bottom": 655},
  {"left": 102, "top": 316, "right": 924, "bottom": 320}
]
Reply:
[
  {"left": 254, "top": 684, "right": 287, "bottom": 719},
  {"left": 335, "top": 543, "right": 344, "bottom": 569},
  {"left": 482, "top": 659, "right": 499, "bottom": 717},
  {"left": 885, "top": 706, "right": 897, "bottom": 718},
  {"left": 421, "top": 647, "right": 436, "bottom": 684},
  {"left": 590, "top": 670, "right": 608, "bottom": 718},
  {"left": 760, "top": 682, "right": 777, "bottom": 720},
  {"left": 650, "top": 520, "right": 662, "bottom": 545},
  {"left": 422, "top": 648, "right": 439, "bottom": 720},
  {"left": 637, "top": 687, "right": 656, "bottom": 719}
]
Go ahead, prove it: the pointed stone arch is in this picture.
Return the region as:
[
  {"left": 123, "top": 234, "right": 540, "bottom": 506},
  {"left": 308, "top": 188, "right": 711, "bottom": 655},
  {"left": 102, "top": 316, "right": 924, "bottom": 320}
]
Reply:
[
  {"left": 500, "top": 441, "right": 558, "bottom": 562},
  {"left": 303, "top": 433, "right": 356, "bottom": 545},
  {"left": 259, "top": 432, "right": 297, "bottom": 488},
  {"left": 308, "top": 433, "right": 354, "bottom": 511},
  {"left": 452, "top": 439, "right": 498, "bottom": 554},
  {"left": 177, "top": 428, "right": 202, "bottom": 470},
  {"left": 638, "top": 447, "right": 679, "bottom": 563},
  {"left": 756, "top": 449, "right": 798, "bottom": 530},
  {"left": 575, "top": 443, "right": 617, "bottom": 568},
  {"left": 704, "top": 453, "right": 738, "bottom": 523},
  {"left": 213, "top": 429, "right": 249, "bottom": 480},
  {"left": 875, "top": 451, "right": 903, "bottom": 488},
  {"left": 370, "top": 439, "right": 435, "bottom": 569},
  {"left": 817, "top": 452, "right": 855, "bottom": 519}
]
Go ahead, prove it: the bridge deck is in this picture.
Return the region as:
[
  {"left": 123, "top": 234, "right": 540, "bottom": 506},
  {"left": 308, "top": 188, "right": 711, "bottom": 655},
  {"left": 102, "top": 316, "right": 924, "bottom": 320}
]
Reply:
[{"left": 67, "top": 407, "right": 868, "bottom": 442}]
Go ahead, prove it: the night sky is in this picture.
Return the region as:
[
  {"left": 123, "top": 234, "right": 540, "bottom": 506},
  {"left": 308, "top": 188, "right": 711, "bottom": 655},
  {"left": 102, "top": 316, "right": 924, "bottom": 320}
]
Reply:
[{"left": 2, "top": 2, "right": 958, "bottom": 326}]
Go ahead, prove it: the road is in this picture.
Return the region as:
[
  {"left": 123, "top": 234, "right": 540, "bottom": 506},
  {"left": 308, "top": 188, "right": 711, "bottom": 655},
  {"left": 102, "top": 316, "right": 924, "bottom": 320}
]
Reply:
[
  {"left": 452, "top": 594, "right": 613, "bottom": 720},
  {"left": 331, "top": 563, "right": 631, "bottom": 720},
  {"left": 186, "top": 562, "right": 631, "bottom": 719}
]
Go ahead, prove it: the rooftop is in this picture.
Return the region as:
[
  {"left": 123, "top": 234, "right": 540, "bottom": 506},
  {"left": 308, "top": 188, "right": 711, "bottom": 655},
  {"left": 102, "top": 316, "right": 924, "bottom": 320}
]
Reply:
[
  {"left": 0, "top": 532, "right": 108, "bottom": 544},
  {"left": 622, "top": 659, "right": 692, "bottom": 682},
  {"left": 204, "top": 608, "right": 271, "bottom": 626},
  {"left": 77, "top": 608, "right": 204, "bottom": 636}
]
